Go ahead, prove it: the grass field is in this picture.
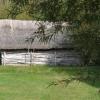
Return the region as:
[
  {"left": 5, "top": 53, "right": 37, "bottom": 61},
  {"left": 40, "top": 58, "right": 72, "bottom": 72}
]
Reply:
[{"left": 0, "top": 65, "right": 100, "bottom": 100}]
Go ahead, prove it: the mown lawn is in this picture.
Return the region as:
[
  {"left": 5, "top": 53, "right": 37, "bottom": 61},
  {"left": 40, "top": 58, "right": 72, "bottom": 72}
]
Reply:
[{"left": 0, "top": 65, "right": 100, "bottom": 100}]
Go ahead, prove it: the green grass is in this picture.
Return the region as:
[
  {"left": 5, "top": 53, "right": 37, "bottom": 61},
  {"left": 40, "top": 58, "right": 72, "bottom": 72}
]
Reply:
[{"left": 0, "top": 65, "right": 100, "bottom": 100}]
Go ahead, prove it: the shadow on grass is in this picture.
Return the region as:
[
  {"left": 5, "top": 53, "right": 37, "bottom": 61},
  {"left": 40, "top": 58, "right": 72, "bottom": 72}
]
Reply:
[{"left": 48, "top": 66, "right": 100, "bottom": 89}]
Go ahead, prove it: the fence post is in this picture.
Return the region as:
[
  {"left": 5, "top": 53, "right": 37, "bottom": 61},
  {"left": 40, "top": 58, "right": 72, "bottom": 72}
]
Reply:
[
  {"left": 0, "top": 52, "right": 2, "bottom": 65},
  {"left": 2, "top": 52, "right": 6, "bottom": 65},
  {"left": 30, "top": 51, "right": 32, "bottom": 66},
  {"left": 54, "top": 51, "right": 57, "bottom": 66},
  {"left": 25, "top": 53, "right": 26, "bottom": 64}
]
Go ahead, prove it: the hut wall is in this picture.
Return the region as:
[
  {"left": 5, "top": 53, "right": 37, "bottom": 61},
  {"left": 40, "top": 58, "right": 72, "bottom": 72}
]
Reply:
[
  {"left": 2, "top": 50, "right": 81, "bottom": 65},
  {"left": 0, "top": 20, "right": 82, "bottom": 65}
]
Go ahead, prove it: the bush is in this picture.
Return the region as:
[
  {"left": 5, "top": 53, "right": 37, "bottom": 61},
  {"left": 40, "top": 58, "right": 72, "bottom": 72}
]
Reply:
[{"left": 72, "top": 23, "right": 100, "bottom": 65}]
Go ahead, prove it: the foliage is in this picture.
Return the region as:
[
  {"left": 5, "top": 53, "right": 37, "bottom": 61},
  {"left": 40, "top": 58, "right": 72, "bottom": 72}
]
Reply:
[
  {"left": 0, "top": 0, "right": 10, "bottom": 19},
  {"left": 0, "top": 0, "right": 30, "bottom": 19},
  {"left": 8, "top": 0, "right": 100, "bottom": 65},
  {"left": 71, "top": 23, "right": 100, "bottom": 65},
  {"left": 43, "top": 0, "right": 100, "bottom": 65},
  {"left": 65, "top": 0, "right": 100, "bottom": 65}
]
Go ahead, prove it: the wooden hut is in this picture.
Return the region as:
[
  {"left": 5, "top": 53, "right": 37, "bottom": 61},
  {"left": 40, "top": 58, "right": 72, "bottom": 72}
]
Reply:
[{"left": 0, "top": 19, "right": 81, "bottom": 65}]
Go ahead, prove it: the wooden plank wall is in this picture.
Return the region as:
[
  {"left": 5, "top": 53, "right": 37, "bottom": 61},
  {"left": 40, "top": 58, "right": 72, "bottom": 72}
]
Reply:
[{"left": 2, "top": 51, "right": 81, "bottom": 65}]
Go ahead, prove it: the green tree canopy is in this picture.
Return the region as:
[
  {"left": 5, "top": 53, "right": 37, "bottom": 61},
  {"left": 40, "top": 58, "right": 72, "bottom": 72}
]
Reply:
[{"left": 9, "top": 0, "right": 100, "bottom": 22}]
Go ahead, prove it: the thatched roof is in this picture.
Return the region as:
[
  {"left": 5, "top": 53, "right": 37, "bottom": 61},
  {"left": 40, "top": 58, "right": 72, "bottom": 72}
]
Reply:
[{"left": 0, "top": 19, "right": 72, "bottom": 50}]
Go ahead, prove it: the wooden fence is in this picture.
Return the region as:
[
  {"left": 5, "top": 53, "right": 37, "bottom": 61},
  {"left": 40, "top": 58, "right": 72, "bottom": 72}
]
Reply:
[{"left": 1, "top": 51, "right": 81, "bottom": 65}]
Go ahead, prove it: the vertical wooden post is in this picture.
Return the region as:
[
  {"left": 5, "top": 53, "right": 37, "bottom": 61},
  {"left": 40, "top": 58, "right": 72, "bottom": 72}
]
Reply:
[
  {"left": 32, "top": 49, "right": 35, "bottom": 65},
  {"left": 54, "top": 33, "right": 57, "bottom": 66},
  {"left": 54, "top": 51, "right": 57, "bottom": 66},
  {"left": 2, "top": 52, "right": 6, "bottom": 66},
  {"left": 0, "top": 52, "right": 2, "bottom": 65},
  {"left": 30, "top": 51, "right": 32, "bottom": 66},
  {"left": 25, "top": 53, "right": 26, "bottom": 64}
]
